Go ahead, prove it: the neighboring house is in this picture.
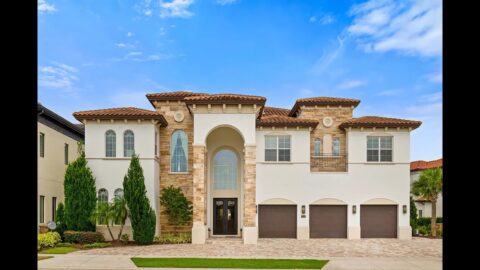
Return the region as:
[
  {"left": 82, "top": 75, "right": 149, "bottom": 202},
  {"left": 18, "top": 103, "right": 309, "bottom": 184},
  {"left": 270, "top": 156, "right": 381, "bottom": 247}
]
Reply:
[
  {"left": 410, "top": 159, "right": 443, "bottom": 218},
  {"left": 73, "top": 91, "right": 421, "bottom": 244},
  {"left": 38, "top": 103, "right": 85, "bottom": 232}
]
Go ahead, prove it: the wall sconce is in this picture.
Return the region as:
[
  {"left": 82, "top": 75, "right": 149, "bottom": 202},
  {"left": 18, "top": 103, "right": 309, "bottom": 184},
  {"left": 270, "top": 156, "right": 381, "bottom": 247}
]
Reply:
[
  {"left": 301, "top": 205, "right": 306, "bottom": 214},
  {"left": 352, "top": 205, "right": 357, "bottom": 214},
  {"left": 402, "top": 205, "right": 407, "bottom": 214}
]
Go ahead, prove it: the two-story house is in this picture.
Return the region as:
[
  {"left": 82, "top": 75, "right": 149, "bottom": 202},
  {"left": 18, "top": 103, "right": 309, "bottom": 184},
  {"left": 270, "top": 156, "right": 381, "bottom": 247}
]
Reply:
[
  {"left": 73, "top": 91, "right": 421, "bottom": 244},
  {"left": 38, "top": 103, "right": 85, "bottom": 232}
]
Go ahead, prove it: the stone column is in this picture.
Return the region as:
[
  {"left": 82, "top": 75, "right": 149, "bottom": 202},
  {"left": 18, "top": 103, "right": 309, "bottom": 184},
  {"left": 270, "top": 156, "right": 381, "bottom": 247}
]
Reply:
[
  {"left": 243, "top": 144, "right": 258, "bottom": 244},
  {"left": 192, "top": 144, "right": 207, "bottom": 244}
]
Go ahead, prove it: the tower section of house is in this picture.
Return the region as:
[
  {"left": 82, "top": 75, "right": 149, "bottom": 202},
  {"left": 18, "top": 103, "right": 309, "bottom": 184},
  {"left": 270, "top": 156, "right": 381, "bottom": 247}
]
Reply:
[
  {"left": 410, "top": 159, "right": 443, "bottom": 218},
  {"left": 38, "top": 103, "right": 84, "bottom": 233}
]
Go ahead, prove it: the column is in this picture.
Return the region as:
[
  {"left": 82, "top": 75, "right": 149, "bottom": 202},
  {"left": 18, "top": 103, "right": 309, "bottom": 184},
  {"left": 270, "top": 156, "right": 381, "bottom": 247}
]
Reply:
[
  {"left": 191, "top": 144, "right": 207, "bottom": 244},
  {"left": 243, "top": 144, "right": 258, "bottom": 244}
]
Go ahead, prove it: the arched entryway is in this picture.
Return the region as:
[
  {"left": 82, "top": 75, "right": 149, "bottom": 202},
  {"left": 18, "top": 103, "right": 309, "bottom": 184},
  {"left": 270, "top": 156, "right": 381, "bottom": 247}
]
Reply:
[{"left": 206, "top": 126, "right": 244, "bottom": 236}]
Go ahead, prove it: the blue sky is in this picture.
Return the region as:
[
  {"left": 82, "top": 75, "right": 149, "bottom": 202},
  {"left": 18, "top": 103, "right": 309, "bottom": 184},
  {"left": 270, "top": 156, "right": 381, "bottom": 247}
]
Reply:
[{"left": 38, "top": 0, "right": 442, "bottom": 161}]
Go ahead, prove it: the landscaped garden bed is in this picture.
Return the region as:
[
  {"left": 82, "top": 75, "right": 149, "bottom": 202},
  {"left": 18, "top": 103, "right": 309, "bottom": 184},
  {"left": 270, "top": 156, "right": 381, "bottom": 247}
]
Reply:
[{"left": 131, "top": 258, "right": 329, "bottom": 269}]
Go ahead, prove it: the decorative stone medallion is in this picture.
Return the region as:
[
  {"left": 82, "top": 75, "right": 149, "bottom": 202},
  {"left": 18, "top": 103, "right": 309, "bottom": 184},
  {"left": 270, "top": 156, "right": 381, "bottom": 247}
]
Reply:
[
  {"left": 323, "top": 117, "right": 333, "bottom": 127},
  {"left": 174, "top": 111, "right": 185, "bottom": 122}
]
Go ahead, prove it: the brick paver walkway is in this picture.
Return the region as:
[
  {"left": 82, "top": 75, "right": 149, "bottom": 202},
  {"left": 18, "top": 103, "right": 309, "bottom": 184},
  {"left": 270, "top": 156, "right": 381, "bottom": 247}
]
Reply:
[{"left": 75, "top": 237, "right": 442, "bottom": 258}]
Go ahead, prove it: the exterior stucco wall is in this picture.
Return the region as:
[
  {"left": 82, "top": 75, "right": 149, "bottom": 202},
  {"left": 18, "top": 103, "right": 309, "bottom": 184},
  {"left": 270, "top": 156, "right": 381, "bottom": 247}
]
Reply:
[
  {"left": 38, "top": 122, "right": 82, "bottom": 227},
  {"left": 193, "top": 114, "right": 257, "bottom": 145}
]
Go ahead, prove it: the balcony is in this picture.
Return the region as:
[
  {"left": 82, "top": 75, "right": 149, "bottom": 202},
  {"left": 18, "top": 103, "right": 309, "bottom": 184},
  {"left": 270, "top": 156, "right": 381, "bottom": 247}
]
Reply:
[{"left": 310, "top": 153, "right": 348, "bottom": 172}]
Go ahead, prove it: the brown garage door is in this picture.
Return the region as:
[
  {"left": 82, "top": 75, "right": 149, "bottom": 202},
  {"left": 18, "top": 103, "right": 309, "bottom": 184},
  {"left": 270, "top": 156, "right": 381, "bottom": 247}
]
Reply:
[
  {"left": 309, "top": 205, "right": 347, "bottom": 238},
  {"left": 361, "top": 205, "right": 397, "bottom": 238},
  {"left": 258, "top": 205, "right": 296, "bottom": 238}
]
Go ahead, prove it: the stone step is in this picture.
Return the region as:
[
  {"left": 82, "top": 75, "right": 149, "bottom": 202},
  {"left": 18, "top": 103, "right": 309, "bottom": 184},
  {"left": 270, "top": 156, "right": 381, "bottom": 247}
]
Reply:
[{"left": 206, "top": 237, "right": 243, "bottom": 244}]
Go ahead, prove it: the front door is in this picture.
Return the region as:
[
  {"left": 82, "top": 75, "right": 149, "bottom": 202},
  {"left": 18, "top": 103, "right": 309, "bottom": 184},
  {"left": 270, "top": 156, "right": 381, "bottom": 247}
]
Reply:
[{"left": 213, "top": 198, "right": 237, "bottom": 235}]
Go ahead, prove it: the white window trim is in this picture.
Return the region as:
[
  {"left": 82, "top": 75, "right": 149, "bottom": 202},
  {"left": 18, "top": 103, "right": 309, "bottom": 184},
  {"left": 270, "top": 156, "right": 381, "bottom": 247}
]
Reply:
[
  {"left": 366, "top": 135, "right": 394, "bottom": 163},
  {"left": 264, "top": 135, "right": 291, "bottom": 162}
]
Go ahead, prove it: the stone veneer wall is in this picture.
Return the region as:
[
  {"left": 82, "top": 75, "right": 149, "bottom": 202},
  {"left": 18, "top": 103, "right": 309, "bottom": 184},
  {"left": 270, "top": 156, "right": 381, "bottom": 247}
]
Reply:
[
  {"left": 155, "top": 101, "right": 194, "bottom": 234},
  {"left": 192, "top": 145, "right": 206, "bottom": 223},
  {"left": 297, "top": 106, "right": 353, "bottom": 172},
  {"left": 244, "top": 145, "right": 256, "bottom": 227}
]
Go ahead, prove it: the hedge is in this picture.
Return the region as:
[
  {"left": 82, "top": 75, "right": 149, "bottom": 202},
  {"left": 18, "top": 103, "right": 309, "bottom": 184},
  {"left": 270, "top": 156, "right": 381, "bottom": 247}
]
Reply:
[
  {"left": 64, "top": 231, "right": 105, "bottom": 244},
  {"left": 416, "top": 217, "right": 442, "bottom": 227}
]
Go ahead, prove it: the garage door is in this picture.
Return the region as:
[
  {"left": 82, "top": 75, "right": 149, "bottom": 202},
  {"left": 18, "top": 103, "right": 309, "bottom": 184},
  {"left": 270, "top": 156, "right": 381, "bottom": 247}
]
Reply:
[
  {"left": 309, "top": 205, "right": 347, "bottom": 238},
  {"left": 258, "top": 205, "right": 296, "bottom": 238},
  {"left": 361, "top": 205, "right": 397, "bottom": 238}
]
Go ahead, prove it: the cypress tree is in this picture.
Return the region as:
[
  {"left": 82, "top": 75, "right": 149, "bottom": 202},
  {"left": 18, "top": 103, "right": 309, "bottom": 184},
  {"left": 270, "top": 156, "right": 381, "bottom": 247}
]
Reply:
[
  {"left": 64, "top": 154, "right": 97, "bottom": 231},
  {"left": 55, "top": 202, "right": 67, "bottom": 238},
  {"left": 123, "top": 154, "right": 156, "bottom": 245}
]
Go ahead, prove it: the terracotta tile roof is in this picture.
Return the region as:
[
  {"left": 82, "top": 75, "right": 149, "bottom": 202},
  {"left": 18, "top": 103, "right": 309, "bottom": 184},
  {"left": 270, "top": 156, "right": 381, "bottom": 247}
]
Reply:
[
  {"left": 146, "top": 91, "right": 209, "bottom": 105},
  {"left": 73, "top": 107, "right": 168, "bottom": 126},
  {"left": 262, "top": 106, "right": 290, "bottom": 117},
  {"left": 184, "top": 93, "right": 266, "bottom": 105},
  {"left": 411, "top": 158, "right": 443, "bottom": 171},
  {"left": 289, "top": 97, "right": 361, "bottom": 116},
  {"left": 339, "top": 116, "right": 422, "bottom": 130},
  {"left": 257, "top": 115, "right": 319, "bottom": 128}
]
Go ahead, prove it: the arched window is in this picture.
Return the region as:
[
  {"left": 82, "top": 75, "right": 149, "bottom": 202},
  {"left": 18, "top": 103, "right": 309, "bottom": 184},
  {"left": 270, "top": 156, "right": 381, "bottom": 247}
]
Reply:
[
  {"left": 314, "top": 138, "right": 322, "bottom": 156},
  {"left": 213, "top": 149, "right": 238, "bottom": 190},
  {"left": 332, "top": 138, "right": 340, "bottom": 156},
  {"left": 114, "top": 188, "right": 123, "bottom": 199},
  {"left": 98, "top": 189, "right": 108, "bottom": 203},
  {"left": 123, "top": 130, "right": 134, "bottom": 157},
  {"left": 105, "top": 130, "right": 116, "bottom": 157},
  {"left": 170, "top": 130, "right": 188, "bottom": 172}
]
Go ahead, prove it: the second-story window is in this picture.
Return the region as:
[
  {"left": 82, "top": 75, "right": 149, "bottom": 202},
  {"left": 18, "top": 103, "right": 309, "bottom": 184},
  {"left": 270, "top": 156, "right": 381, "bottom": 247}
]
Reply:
[
  {"left": 367, "top": 136, "right": 393, "bottom": 162},
  {"left": 123, "top": 130, "right": 135, "bottom": 157},
  {"left": 265, "top": 135, "right": 291, "bottom": 162},
  {"left": 39, "top": 132, "right": 45, "bottom": 157},
  {"left": 64, "top": 143, "right": 69, "bottom": 164},
  {"left": 314, "top": 138, "right": 322, "bottom": 156},
  {"left": 171, "top": 130, "right": 188, "bottom": 172},
  {"left": 332, "top": 138, "right": 340, "bottom": 156},
  {"left": 105, "top": 130, "right": 116, "bottom": 157}
]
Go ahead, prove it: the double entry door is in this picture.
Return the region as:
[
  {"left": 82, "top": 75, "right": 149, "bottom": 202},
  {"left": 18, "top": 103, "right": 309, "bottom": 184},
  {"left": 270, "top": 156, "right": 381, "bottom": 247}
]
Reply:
[{"left": 213, "top": 198, "right": 237, "bottom": 235}]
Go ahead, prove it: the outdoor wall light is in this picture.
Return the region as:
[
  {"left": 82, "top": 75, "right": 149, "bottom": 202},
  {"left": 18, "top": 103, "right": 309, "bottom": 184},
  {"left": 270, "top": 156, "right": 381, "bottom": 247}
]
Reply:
[
  {"left": 301, "top": 205, "right": 306, "bottom": 214},
  {"left": 403, "top": 205, "right": 407, "bottom": 214},
  {"left": 352, "top": 205, "right": 357, "bottom": 214}
]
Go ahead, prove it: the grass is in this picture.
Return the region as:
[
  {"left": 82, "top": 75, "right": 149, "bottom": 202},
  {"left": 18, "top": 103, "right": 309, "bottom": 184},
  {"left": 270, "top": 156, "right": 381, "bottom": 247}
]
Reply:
[
  {"left": 131, "top": 258, "right": 329, "bottom": 269},
  {"left": 39, "top": 247, "right": 79, "bottom": 254},
  {"left": 38, "top": 256, "right": 54, "bottom": 261}
]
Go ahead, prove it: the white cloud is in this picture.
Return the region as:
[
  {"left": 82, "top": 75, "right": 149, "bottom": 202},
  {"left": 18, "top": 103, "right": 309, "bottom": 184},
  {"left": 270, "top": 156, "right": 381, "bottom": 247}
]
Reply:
[
  {"left": 39, "top": 62, "right": 78, "bottom": 89},
  {"left": 378, "top": 89, "right": 403, "bottom": 96},
  {"left": 311, "top": 35, "right": 346, "bottom": 75},
  {"left": 338, "top": 80, "right": 367, "bottom": 89},
  {"left": 38, "top": 0, "right": 57, "bottom": 14},
  {"left": 319, "top": 14, "right": 335, "bottom": 25},
  {"left": 215, "top": 0, "right": 238, "bottom": 5},
  {"left": 115, "top": 43, "right": 136, "bottom": 49},
  {"left": 160, "top": 0, "right": 195, "bottom": 18},
  {"left": 347, "top": 0, "right": 442, "bottom": 57},
  {"left": 127, "top": 32, "right": 135, "bottom": 37},
  {"left": 427, "top": 71, "right": 442, "bottom": 83},
  {"left": 309, "top": 16, "right": 317, "bottom": 23}
]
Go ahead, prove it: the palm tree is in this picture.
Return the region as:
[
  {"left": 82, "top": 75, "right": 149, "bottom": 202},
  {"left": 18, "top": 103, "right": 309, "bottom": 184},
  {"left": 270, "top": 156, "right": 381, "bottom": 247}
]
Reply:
[
  {"left": 111, "top": 195, "right": 128, "bottom": 241},
  {"left": 411, "top": 168, "right": 442, "bottom": 237},
  {"left": 91, "top": 201, "right": 115, "bottom": 241}
]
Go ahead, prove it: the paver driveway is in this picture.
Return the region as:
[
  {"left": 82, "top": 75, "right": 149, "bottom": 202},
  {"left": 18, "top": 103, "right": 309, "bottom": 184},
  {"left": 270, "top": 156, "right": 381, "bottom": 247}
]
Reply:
[{"left": 75, "top": 237, "right": 442, "bottom": 258}]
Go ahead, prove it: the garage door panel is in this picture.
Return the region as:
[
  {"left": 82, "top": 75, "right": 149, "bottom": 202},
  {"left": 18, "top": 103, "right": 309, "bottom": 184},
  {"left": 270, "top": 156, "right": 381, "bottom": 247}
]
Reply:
[
  {"left": 259, "top": 205, "right": 296, "bottom": 238},
  {"left": 361, "top": 205, "right": 397, "bottom": 238},
  {"left": 309, "top": 205, "right": 347, "bottom": 238}
]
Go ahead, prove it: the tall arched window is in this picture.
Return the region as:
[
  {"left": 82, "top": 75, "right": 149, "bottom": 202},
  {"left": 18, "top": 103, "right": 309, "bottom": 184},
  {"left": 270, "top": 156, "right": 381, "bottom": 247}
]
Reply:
[
  {"left": 314, "top": 138, "right": 322, "bottom": 156},
  {"left": 213, "top": 149, "right": 238, "bottom": 190},
  {"left": 105, "top": 130, "right": 116, "bottom": 157},
  {"left": 170, "top": 130, "right": 188, "bottom": 172},
  {"left": 332, "top": 138, "right": 340, "bottom": 156},
  {"left": 114, "top": 188, "right": 124, "bottom": 199},
  {"left": 123, "top": 130, "right": 135, "bottom": 157},
  {"left": 98, "top": 189, "right": 108, "bottom": 203}
]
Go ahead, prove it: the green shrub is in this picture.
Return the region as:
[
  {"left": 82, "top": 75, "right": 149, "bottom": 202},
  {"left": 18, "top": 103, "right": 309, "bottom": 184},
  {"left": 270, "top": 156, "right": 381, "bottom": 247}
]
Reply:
[
  {"left": 409, "top": 196, "right": 418, "bottom": 233},
  {"left": 155, "top": 233, "right": 191, "bottom": 244},
  {"left": 55, "top": 203, "right": 67, "bottom": 239},
  {"left": 160, "top": 186, "right": 193, "bottom": 226},
  {"left": 123, "top": 154, "right": 156, "bottom": 245},
  {"left": 64, "top": 154, "right": 97, "bottom": 231},
  {"left": 38, "top": 232, "right": 62, "bottom": 249},
  {"left": 83, "top": 242, "right": 112, "bottom": 249},
  {"left": 417, "top": 217, "right": 443, "bottom": 227},
  {"left": 64, "top": 231, "right": 105, "bottom": 244},
  {"left": 120, "top": 234, "right": 130, "bottom": 244},
  {"left": 417, "top": 225, "right": 430, "bottom": 236}
]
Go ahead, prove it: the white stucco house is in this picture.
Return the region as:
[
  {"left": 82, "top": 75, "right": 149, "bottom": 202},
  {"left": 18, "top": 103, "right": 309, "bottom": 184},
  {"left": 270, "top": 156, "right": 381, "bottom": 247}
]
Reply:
[
  {"left": 410, "top": 159, "right": 443, "bottom": 218},
  {"left": 73, "top": 91, "right": 421, "bottom": 244}
]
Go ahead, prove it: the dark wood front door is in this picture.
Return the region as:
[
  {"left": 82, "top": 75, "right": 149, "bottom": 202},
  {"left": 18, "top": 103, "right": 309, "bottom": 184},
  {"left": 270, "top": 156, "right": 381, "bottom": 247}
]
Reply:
[{"left": 213, "top": 198, "right": 237, "bottom": 235}]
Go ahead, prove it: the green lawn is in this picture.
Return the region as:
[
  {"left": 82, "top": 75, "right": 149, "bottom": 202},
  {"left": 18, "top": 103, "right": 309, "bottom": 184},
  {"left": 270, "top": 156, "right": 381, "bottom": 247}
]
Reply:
[
  {"left": 131, "top": 258, "right": 328, "bottom": 269},
  {"left": 39, "top": 247, "right": 79, "bottom": 254},
  {"left": 38, "top": 256, "right": 54, "bottom": 261}
]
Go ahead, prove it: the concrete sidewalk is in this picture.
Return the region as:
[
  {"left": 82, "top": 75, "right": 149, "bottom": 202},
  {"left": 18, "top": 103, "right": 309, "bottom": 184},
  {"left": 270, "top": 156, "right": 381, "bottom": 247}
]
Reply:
[{"left": 38, "top": 254, "right": 442, "bottom": 270}]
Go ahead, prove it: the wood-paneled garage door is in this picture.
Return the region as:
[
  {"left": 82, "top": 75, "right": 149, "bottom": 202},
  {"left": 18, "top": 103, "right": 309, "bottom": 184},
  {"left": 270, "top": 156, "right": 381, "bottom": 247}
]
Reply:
[
  {"left": 258, "top": 205, "right": 297, "bottom": 238},
  {"left": 361, "top": 205, "right": 397, "bottom": 238},
  {"left": 309, "top": 205, "right": 347, "bottom": 238}
]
